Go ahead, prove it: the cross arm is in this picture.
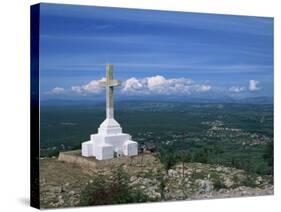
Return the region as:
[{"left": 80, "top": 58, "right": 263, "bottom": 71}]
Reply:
[{"left": 99, "top": 80, "right": 121, "bottom": 87}]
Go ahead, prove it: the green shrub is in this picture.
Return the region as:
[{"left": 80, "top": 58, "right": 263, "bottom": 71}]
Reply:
[
  {"left": 241, "top": 174, "right": 256, "bottom": 188},
  {"left": 192, "top": 148, "right": 209, "bottom": 164},
  {"left": 263, "top": 142, "right": 273, "bottom": 166},
  {"left": 80, "top": 166, "right": 150, "bottom": 206},
  {"left": 210, "top": 173, "right": 227, "bottom": 190},
  {"left": 190, "top": 171, "right": 205, "bottom": 180},
  {"left": 156, "top": 147, "right": 177, "bottom": 173},
  {"left": 213, "top": 178, "right": 227, "bottom": 190}
]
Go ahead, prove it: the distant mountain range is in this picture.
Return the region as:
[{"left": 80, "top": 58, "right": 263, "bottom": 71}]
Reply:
[{"left": 41, "top": 96, "right": 273, "bottom": 106}]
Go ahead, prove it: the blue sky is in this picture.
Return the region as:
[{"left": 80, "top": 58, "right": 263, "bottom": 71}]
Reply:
[{"left": 39, "top": 3, "right": 273, "bottom": 100}]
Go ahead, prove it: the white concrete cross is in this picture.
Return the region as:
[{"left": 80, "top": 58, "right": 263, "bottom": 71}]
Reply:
[
  {"left": 100, "top": 64, "right": 121, "bottom": 119},
  {"left": 81, "top": 64, "right": 138, "bottom": 160}
]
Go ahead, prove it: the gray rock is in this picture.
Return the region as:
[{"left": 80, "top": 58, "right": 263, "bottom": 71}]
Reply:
[
  {"left": 242, "top": 190, "right": 248, "bottom": 195},
  {"left": 195, "top": 169, "right": 202, "bottom": 173},
  {"left": 196, "top": 179, "right": 214, "bottom": 193},
  {"left": 49, "top": 186, "right": 63, "bottom": 193},
  {"left": 140, "top": 185, "right": 146, "bottom": 189},
  {"left": 69, "top": 190, "right": 75, "bottom": 195},
  {"left": 130, "top": 176, "right": 137, "bottom": 182},
  {"left": 168, "top": 169, "right": 178, "bottom": 177},
  {"left": 57, "top": 198, "right": 64, "bottom": 206},
  {"left": 224, "top": 178, "right": 234, "bottom": 188},
  {"left": 257, "top": 176, "right": 263, "bottom": 181},
  {"left": 255, "top": 180, "right": 261, "bottom": 185},
  {"left": 216, "top": 167, "right": 222, "bottom": 172},
  {"left": 153, "top": 192, "right": 161, "bottom": 199}
]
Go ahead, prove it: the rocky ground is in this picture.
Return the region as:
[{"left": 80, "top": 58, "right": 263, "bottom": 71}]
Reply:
[{"left": 39, "top": 154, "right": 273, "bottom": 208}]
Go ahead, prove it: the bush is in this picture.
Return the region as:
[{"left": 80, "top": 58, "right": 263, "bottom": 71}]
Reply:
[
  {"left": 192, "top": 148, "right": 209, "bottom": 164},
  {"left": 210, "top": 172, "right": 227, "bottom": 191},
  {"left": 213, "top": 178, "right": 227, "bottom": 190},
  {"left": 241, "top": 174, "right": 256, "bottom": 188},
  {"left": 80, "top": 166, "right": 150, "bottom": 206},
  {"left": 263, "top": 142, "right": 273, "bottom": 171},
  {"left": 80, "top": 175, "right": 109, "bottom": 205}
]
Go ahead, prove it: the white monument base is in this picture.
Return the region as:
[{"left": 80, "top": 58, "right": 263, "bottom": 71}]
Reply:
[{"left": 81, "top": 118, "right": 138, "bottom": 160}]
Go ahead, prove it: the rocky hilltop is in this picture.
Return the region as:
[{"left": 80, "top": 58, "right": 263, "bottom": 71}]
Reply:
[{"left": 40, "top": 153, "right": 273, "bottom": 208}]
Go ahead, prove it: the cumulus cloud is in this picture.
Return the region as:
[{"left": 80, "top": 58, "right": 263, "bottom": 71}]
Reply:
[
  {"left": 54, "top": 76, "right": 263, "bottom": 97},
  {"left": 71, "top": 78, "right": 106, "bottom": 95},
  {"left": 196, "top": 84, "right": 212, "bottom": 92},
  {"left": 122, "top": 77, "right": 144, "bottom": 94},
  {"left": 229, "top": 86, "right": 246, "bottom": 93},
  {"left": 51, "top": 87, "right": 65, "bottom": 94},
  {"left": 228, "top": 80, "right": 262, "bottom": 93},
  {"left": 122, "top": 75, "right": 211, "bottom": 95},
  {"left": 248, "top": 80, "right": 261, "bottom": 91}
]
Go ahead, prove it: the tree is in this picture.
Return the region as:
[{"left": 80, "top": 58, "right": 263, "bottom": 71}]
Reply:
[
  {"left": 263, "top": 142, "right": 273, "bottom": 167},
  {"left": 192, "top": 148, "right": 209, "bottom": 164},
  {"left": 177, "top": 151, "right": 191, "bottom": 177},
  {"left": 156, "top": 146, "right": 177, "bottom": 173}
]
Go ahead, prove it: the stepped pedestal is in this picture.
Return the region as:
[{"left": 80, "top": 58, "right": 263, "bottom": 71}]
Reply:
[{"left": 82, "top": 118, "right": 138, "bottom": 160}]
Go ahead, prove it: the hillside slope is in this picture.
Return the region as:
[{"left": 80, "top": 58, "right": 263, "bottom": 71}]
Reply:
[{"left": 39, "top": 154, "right": 273, "bottom": 208}]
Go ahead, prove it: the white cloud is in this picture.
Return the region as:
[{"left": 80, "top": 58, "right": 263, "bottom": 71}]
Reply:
[
  {"left": 229, "top": 86, "right": 246, "bottom": 93},
  {"left": 147, "top": 75, "right": 167, "bottom": 89},
  {"left": 121, "top": 75, "right": 211, "bottom": 95},
  {"left": 228, "top": 80, "right": 262, "bottom": 93},
  {"left": 51, "top": 87, "right": 65, "bottom": 94},
  {"left": 196, "top": 84, "right": 212, "bottom": 92},
  {"left": 71, "top": 78, "right": 106, "bottom": 94},
  {"left": 122, "top": 77, "right": 144, "bottom": 94},
  {"left": 68, "top": 75, "right": 213, "bottom": 96},
  {"left": 248, "top": 80, "right": 261, "bottom": 91}
]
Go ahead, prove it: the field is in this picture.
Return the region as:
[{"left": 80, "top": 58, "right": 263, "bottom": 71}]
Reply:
[{"left": 40, "top": 101, "right": 273, "bottom": 175}]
